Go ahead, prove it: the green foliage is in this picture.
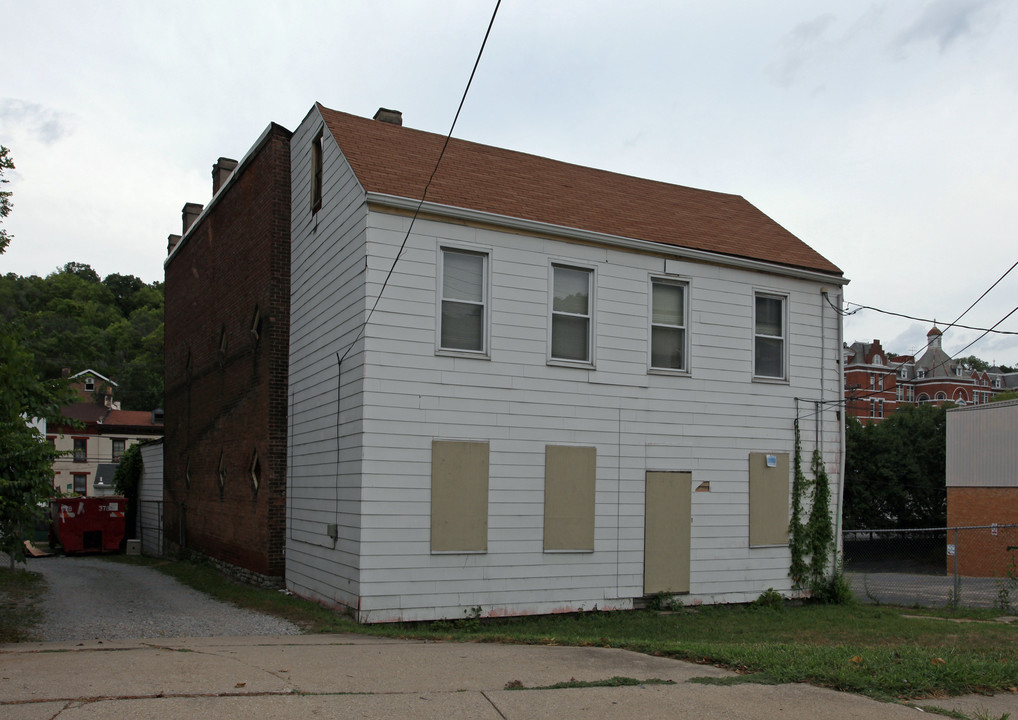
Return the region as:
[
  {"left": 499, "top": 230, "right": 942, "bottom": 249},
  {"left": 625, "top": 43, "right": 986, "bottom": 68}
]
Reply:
[
  {"left": 789, "top": 420, "right": 838, "bottom": 597},
  {"left": 752, "top": 588, "right": 786, "bottom": 610},
  {"left": 805, "top": 448, "right": 835, "bottom": 592},
  {"left": 844, "top": 404, "right": 947, "bottom": 529},
  {"left": 0, "top": 328, "right": 77, "bottom": 568},
  {"left": 809, "top": 565, "right": 854, "bottom": 605},
  {"left": 989, "top": 390, "right": 1018, "bottom": 403},
  {"left": 113, "top": 443, "right": 143, "bottom": 499},
  {"left": 0, "top": 266, "right": 164, "bottom": 410},
  {"left": 0, "top": 146, "right": 13, "bottom": 255},
  {"left": 957, "top": 355, "right": 989, "bottom": 372},
  {"left": 788, "top": 420, "right": 809, "bottom": 587}
]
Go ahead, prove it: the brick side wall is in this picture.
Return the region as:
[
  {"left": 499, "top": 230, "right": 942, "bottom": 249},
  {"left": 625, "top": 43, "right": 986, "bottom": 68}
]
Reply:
[
  {"left": 163, "top": 124, "right": 292, "bottom": 577},
  {"left": 947, "top": 487, "right": 1018, "bottom": 577}
]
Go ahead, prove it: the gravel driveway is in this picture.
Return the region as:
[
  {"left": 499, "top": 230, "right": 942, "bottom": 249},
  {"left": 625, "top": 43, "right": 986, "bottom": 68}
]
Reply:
[{"left": 23, "top": 555, "right": 300, "bottom": 642}]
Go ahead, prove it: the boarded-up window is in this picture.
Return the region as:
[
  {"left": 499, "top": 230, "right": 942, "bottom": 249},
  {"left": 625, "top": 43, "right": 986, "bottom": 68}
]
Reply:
[
  {"left": 431, "top": 440, "right": 489, "bottom": 552},
  {"left": 748, "top": 452, "right": 790, "bottom": 547},
  {"left": 544, "top": 445, "right": 596, "bottom": 551}
]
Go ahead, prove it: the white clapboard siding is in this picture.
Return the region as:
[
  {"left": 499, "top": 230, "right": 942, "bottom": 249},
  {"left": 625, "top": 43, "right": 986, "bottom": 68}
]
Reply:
[{"left": 286, "top": 110, "right": 843, "bottom": 621}]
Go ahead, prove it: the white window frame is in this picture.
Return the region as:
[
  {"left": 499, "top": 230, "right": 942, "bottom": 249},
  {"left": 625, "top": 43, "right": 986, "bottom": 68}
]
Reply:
[
  {"left": 548, "top": 262, "right": 595, "bottom": 367},
  {"left": 753, "top": 291, "right": 788, "bottom": 381},
  {"left": 648, "top": 276, "right": 689, "bottom": 374},
  {"left": 436, "top": 245, "right": 490, "bottom": 357}
]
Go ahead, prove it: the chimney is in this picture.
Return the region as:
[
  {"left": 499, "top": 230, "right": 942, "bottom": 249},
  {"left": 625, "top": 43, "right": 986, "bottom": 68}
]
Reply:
[
  {"left": 167, "top": 234, "right": 182, "bottom": 254},
  {"left": 212, "top": 157, "right": 238, "bottom": 195},
  {"left": 182, "top": 202, "right": 204, "bottom": 234},
  {"left": 373, "top": 107, "right": 403, "bottom": 126}
]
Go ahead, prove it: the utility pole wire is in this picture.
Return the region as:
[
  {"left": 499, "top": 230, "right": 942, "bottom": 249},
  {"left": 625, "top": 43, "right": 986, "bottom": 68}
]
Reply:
[{"left": 338, "top": 0, "right": 502, "bottom": 367}]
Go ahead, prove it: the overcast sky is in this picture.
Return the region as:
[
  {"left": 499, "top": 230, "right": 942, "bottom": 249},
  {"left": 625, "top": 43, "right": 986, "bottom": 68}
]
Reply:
[{"left": 3, "top": 0, "right": 1017, "bottom": 365}]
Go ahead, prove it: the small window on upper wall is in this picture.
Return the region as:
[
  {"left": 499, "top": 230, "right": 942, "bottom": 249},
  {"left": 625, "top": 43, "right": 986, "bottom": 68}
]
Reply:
[
  {"left": 650, "top": 278, "right": 687, "bottom": 372},
  {"left": 310, "top": 129, "right": 324, "bottom": 212},
  {"left": 550, "top": 264, "right": 593, "bottom": 364},
  {"left": 112, "top": 438, "right": 126, "bottom": 462},
  {"left": 754, "top": 293, "right": 786, "bottom": 379},
  {"left": 439, "top": 248, "right": 487, "bottom": 354}
]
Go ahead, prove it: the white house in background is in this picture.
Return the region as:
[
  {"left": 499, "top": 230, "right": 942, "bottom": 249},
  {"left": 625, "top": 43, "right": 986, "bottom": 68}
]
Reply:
[{"left": 286, "top": 104, "right": 847, "bottom": 622}]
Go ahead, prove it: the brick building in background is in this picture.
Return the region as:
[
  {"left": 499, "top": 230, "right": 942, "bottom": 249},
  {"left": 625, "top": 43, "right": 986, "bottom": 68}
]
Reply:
[
  {"left": 162, "top": 123, "right": 291, "bottom": 585},
  {"left": 844, "top": 326, "right": 1017, "bottom": 423},
  {"left": 946, "top": 399, "right": 1018, "bottom": 577}
]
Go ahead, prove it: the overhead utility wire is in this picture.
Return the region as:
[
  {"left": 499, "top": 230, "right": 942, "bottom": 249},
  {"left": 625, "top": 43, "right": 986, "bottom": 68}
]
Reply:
[
  {"left": 802, "top": 274, "right": 1017, "bottom": 423},
  {"left": 338, "top": 0, "right": 502, "bottom": 367},
  {"left": 830, "top": 257, "right": 1018, "bottom": 336}
]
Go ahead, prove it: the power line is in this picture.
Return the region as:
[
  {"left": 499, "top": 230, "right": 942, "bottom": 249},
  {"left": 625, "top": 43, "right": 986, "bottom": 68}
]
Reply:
[{"left": 338, "top": 0, "right": 502, "bottom": 367}]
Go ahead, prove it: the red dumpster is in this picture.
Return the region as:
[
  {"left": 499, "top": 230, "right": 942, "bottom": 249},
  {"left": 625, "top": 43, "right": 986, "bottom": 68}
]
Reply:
[{"left": 49, "top": 497, "right": 127, "bottom": 553}]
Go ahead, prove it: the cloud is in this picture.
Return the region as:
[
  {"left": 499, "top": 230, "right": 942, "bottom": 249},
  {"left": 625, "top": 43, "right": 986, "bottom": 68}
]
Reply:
[
  {"left": 894, "top": 0, "right": 1003, "bottom": 53},
  {"left": 768, "top": 13, "right": 836, "bottom": 87},
  {"left": 0, "top": 99, "right": 75, "bottom": 144}
]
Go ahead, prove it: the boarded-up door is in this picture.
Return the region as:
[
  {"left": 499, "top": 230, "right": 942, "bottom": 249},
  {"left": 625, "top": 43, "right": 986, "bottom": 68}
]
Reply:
[{"left": 644, "top": 471, "right": 691, "bottom": 594}]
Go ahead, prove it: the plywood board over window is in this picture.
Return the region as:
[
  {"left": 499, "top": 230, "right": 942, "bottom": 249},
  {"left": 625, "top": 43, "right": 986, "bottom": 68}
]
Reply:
[
  {"left": 431, "top": 440, "right": 489, "bottom": 552},
  {"left": 749, "top": 452, "right": 790, "bottom": 547},
  {"left": 544, "top": 445, "right": 596, "bottom": 551}
]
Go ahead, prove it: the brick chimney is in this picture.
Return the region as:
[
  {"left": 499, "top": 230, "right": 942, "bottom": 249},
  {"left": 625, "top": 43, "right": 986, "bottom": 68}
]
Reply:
[
  {"left": 167, "top": 234, "right": 181, "bottom": 254},
  {"left": 182, "top": 202, "right": 204, "bottom": 234},
  {"left": 373, "top": 108, "right": 403, "bottom": 126},
  {"left": 212, "top": 157, "right": 238, "bottom": 195}
]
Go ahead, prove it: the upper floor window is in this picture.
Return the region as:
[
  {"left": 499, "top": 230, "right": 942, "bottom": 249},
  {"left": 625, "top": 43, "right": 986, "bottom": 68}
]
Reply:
[
  {"left": 753, "top": 293, "right": 786, "bottom": 379},
  {"left": 84, "top": 376, "right": 95, "bottom": 392},
  {"left": 935, "top": 392, "right": 947, "bottom": 401},
  {"left": 994, "top": 377, "right": 1002, "bottom": 388},
  {"left": 899, "top": 368, "right": 909, "bottom": 380},
  {"left": 73, "top": 438, "right": 87, "bottom": 462},
  {"left": 917, "top": 369, "right": 926, "bottom": 379},
  {"left": 550, "top": 264, "right": 593, "bottom": 364},
  {"left": 112, "top": 438, "right": 126, "bottom": 462},
  {"left": 310, "top": 129, "right": 324, "bottom": 212},
  {"left": 650, "top": 278, "right": 687, "bottom": 372},
  {"left": 439, "top": 248, "right": 487, "bottom": 354}
]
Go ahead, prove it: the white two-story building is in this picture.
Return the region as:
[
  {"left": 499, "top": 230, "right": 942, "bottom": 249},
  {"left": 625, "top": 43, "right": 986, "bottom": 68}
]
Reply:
[{"left": 284, "top": 105, "right": 847, "bottom": 622}]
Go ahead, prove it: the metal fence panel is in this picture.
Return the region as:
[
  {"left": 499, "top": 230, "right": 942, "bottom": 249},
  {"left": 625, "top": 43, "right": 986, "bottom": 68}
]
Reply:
[
  {"left": 137, "top": 499, "right": 164, "bottom": 558},
  {"left": 843, "top": 525, "right": 1018, "bottom": 610}
]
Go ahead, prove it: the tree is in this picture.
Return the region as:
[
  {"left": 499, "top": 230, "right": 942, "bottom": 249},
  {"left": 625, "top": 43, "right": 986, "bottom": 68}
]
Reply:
[
  {"left": 957, "top": 355, "right": 989, "bottom": 372},
  {"left": 0, "top": 146, "right": 13, "bottom": 254},
  {"left": 0, "top": 332, "right": 76, "bottom": 568},
  {"left": 990, "top": 390, "right": 1018, "bottom": 403},
  {"left": 0, "top": 147, "right": 77, "bottom": 568},
  {"left": 843, "top": 404, "right": 948, "bottom": 529}
]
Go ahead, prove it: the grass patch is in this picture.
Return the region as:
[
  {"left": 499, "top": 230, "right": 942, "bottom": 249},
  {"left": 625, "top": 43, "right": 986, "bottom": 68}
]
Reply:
[
  {"left": 0, "top": 566, "right": 46, "bottom": 642},
  {"left": 690, "top": 673, "right": 783, "bottom": 687},
  {"left": 100, "top": 555, "right": 1018, "bottom": 700},
  {"left": 505, "top": 676, "right": 674, "bottom": 690}
]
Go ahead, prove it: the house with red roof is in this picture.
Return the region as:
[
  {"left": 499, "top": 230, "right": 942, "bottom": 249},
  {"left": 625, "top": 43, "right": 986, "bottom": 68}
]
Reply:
[
  {"left": 49, "top": 370, "right": 164, "bottom": 496},
  {"left": 165, "top": 104, "right": 847, "bottom": 621}
]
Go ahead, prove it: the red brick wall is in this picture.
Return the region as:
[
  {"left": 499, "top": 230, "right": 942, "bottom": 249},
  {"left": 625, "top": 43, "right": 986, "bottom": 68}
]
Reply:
[
  {"left": 947, "top": 487, "right": 1018, "bottom": 577},
  {"left": 163, "top": 124, "right": 291, "bottom": 578}
]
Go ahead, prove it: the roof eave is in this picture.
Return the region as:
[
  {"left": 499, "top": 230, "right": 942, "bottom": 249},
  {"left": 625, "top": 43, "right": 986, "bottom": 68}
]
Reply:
[{"left": 365, "top": 192, "right": 849, "bottom": 286}]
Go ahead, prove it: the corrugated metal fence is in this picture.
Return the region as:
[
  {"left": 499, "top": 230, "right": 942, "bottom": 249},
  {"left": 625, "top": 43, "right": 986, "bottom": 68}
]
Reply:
[{"left": 843, "top": 525, "right": 1018, "bottom": 610}]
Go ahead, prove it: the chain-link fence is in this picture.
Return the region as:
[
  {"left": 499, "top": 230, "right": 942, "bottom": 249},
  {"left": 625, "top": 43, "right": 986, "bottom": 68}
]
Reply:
[{"left": 843, "top": 525, "right": 1018, "bottom": 611}]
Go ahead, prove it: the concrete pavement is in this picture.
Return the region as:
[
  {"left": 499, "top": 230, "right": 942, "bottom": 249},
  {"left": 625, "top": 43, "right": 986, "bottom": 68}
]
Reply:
[{"left": 1, "top": 634, "right": 1015, "bottom": 719}]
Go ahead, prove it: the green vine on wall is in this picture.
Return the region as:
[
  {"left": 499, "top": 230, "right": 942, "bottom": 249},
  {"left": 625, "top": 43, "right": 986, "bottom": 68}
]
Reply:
[
  {"left": 789, "top": 418, "right": 835, "bottom": 594},
  {"left": 789, "top": 418, "right": 809, "bottom": 586}
]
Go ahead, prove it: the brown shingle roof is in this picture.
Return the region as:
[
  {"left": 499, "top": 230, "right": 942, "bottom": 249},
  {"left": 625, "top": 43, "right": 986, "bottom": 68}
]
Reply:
[{"left": 319, "top": 104, "right": 842, "bottom": 277}]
